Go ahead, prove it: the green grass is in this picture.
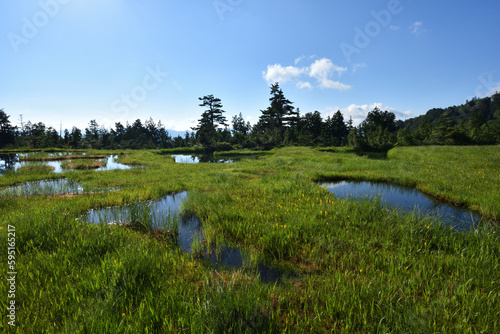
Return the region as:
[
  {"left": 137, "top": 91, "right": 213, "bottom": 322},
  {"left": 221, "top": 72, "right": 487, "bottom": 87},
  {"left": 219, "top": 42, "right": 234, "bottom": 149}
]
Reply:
[
  {"left": 60, "top": 159, "right": 106, "bottom": 170},
  {"left": 0, "top": 146, "right": 499, "bottom": 333}
]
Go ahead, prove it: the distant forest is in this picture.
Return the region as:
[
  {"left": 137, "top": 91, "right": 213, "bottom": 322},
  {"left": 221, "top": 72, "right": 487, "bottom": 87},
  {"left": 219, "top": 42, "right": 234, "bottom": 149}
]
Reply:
[{"left": 1, "top": 85, "right": 499, "bottom": 151}]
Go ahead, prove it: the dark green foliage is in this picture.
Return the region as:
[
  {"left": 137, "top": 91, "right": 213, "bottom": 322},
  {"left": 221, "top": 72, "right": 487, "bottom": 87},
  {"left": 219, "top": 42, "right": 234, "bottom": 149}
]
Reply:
[
  {"left": 353, "top": 107, "right": 398, "bottom": 151},
  {"left": 399, "top": 93, "right": 500, "bottom": 145},
  {"left": 297, "top": 111, "right": 323, "bottom": 145},
  {"left": 258, "top": 83, "right": 298, "bottom": 136},
  {"left": 397, "top": 128, "right": 414, "bottom": 146},
  {"left": 232, "top": 113, "right": 251, "bottom": 136},
  {"left": 323, "top": 110, "right": 349, "bottom": 146},
  {"left": 192, "top": 95, "right": 229, "bottom": 150},
  {"left": 0, "top": 109, "right": 16, "bottom": 148}
]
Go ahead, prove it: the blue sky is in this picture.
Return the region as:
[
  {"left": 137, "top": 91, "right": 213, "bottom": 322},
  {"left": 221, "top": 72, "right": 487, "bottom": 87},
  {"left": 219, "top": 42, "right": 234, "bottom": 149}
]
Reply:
[{"left": 1, "top": 0, "right": 499, "bottom": 132}]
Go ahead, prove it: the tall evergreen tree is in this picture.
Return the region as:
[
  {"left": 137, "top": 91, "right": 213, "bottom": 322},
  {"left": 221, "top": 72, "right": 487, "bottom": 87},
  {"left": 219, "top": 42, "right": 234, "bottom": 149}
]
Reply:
[
  {"left": 192, "top": 95, "right": 228, "bottom": 149},
  {"left": 324, "top": 110, "right": 348, "bottom": 146},
  {"left": 197, "top": 95, "right": 228, "bottom": 128},
  {"left": 298, "top": 111, "right": 323, "bottom": 145},
  {"left": 232, "top": 113, "right": 251, "bottom": 135},
  {"left": 259, "top": 83, "right": 297, "bottom": 132},
  {"left": 0, "top": 109, "right": 16, "bottom": 148}
]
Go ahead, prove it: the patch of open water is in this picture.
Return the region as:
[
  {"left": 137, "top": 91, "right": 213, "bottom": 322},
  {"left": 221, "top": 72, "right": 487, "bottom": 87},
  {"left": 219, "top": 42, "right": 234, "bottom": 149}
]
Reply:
[
  {"left": 0, "top": 154, "right": 134, "bottom": 174},
  {"left": 85, "top": 191, "right": 285, "bottom": 283},
  {"left": 171, "top": 154, "right": 235, "bottom": 164},
  {"left": 321, "top": 180, "right": 481, "bottom": 231},
  {"left": 0, "top": 179, "right": 84, "bottom": 197}
]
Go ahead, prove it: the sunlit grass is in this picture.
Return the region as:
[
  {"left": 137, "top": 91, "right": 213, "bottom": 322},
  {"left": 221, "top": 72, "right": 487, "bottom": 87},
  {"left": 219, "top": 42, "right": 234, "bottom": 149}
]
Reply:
[
  {"left": 61, "top": 159, "right": 106, "bottom": 170},
  {"left": 0, "top": 146, "right": 498, "bottom": 333}
]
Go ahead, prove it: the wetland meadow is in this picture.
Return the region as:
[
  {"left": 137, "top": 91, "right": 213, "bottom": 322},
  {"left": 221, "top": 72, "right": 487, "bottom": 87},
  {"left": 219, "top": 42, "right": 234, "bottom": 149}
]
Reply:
[{"left": 0, "top": 146, "right": 499, "bottom": 333}]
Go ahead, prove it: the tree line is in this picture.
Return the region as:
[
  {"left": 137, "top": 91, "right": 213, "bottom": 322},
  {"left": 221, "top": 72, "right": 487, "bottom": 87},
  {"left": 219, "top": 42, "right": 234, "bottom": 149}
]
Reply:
[{"left": 1, "top": 84, "right": 499, "bottom": 151}]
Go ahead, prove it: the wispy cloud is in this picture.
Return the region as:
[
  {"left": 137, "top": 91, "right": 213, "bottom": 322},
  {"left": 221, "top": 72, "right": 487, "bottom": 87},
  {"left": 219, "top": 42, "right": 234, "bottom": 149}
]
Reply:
[
  {"left": 351, "top": 63, "right": 368, "bottom": 74},
  {"left": 294, "top": 55, "right": 306, "bottom": 65},
  {"left": 296, "top": 81, "right": 313, "bottom": 90},
  {"left": 263, "top": 57, "right": 351, "bottom": 91},
  {"left": 389, "top": 25, "right": 400, "bottom": 31},
  {"left": 409, "top": 21, "right": 426, "bottom": 35}
]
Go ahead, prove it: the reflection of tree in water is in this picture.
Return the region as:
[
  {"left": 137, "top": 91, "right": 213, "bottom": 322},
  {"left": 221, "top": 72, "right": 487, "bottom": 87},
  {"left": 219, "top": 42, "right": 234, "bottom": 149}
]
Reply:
[
  {"left": 198, "top": 153, "right": 217, "bottom": 163},
  {"left": 0, "top": 154, "right": 19, "bottom": 173}
]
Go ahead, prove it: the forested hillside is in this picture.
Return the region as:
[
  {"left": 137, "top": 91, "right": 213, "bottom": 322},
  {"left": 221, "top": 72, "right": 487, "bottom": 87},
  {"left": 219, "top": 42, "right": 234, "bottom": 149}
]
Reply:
[{"left": 397, "top": 93, "right": 500, "bottom": 146}]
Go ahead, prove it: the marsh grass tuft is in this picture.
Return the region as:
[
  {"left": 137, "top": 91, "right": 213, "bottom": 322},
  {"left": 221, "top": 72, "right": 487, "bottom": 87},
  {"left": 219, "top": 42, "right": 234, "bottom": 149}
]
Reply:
[{"left": 61, "top": 159, "right": 107, "bottom": 170}]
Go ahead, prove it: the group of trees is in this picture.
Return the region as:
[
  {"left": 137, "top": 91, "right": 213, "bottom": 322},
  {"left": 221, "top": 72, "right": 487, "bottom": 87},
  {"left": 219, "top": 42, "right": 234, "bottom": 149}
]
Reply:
[
  {"left": 0, "top": 110, "right": 195, "bottom": 150},
  {"left": 191, "top": 84, "right": 401, "bottom": 151},
  {"left": 396, "top": 94, "right": 500, "bottom": 146},
  {"left": 1, "top": 87, "right": 499, "bottom": 151}
]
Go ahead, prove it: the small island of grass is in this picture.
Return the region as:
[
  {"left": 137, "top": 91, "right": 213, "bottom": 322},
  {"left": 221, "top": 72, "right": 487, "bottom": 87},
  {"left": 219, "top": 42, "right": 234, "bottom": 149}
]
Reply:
[
  {"left": 17, "top": 165, "right": 56, "bottom": 172},
  {"left": 61, "top": 159, "right": 106, "bottom": 170}
]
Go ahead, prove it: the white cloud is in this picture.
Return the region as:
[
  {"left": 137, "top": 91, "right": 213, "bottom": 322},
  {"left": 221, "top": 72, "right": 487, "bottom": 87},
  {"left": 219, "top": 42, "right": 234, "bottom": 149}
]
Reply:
[
  {"left": 164, "top": 118, "right": 198, "bottom": 132},
  {"left": 262, "top": 64, "right": 305, "bottom": 84},
  {"left": 310, "top": 58, "right": 347, "bottom": 79},
  {"left": 309, "top": 58, "right": 350, "bottom": 90},
  {"left": 263, "top": 57, "right": 351, "bottom": 91},
  {"left": 318, "top": 79, "right": 351, "bottom": 91},
  {"left": 296, "top": 81, "right": 313, "bottom": 90},
  {"left": 323, "top": 103, "right": 413, "bottom": 126},
  {"left": 409, "top": 21, "right": 425, "bottom": 35}
]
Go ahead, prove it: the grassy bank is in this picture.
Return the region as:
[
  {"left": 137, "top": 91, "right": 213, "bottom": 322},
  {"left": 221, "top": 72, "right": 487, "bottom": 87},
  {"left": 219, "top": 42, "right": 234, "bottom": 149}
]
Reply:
[{"left": 0, "top": 146, "right": 499, "bottom": 333}]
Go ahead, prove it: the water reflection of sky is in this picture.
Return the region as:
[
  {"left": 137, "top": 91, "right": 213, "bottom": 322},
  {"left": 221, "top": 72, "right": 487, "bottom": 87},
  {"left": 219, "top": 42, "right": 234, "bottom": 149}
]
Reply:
[
  {"left": 0, "top": 179, "right": 84, "bottom": 197},
  {"left": 0, "top": 154, "right": 133, "bottom": 174},
  {"left": 86, "top": 191, "right": 285, "bottom": 283},
  {"left": 322, "top": 181, "right": 480, "bottom": 231},
  {"left": 171, "top": 154, "right": 234, "bottom": 164},
  {"left": 96, "top": 155, "right": 132, "bottom": 171}
]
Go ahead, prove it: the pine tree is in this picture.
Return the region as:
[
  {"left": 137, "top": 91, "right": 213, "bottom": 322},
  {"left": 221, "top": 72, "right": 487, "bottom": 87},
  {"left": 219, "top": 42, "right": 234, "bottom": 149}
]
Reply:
[
  {"left": 324, "top": 110, "right": 348, "bottom": 146},
  {"left": 196, "top": 95, "right": 228, "bottom": 129},
  {"left": 259, "top": 83, "right": 296, "bottom": 132},
  {"left": 192, "top": 95, "right": 228, "bottom": 149},
  {"left": 0, "top": 109, "right": 16, "bottom": 148}
]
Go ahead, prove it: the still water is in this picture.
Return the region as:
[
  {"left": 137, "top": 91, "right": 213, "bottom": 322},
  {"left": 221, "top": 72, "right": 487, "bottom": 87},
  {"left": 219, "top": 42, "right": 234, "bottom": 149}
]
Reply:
[
  {"left": 85, "top": 191, "right": 284, "bottom": 282},
  {"left": 321, "top": 181, "right": 481, "bottom": 230},
  {"left": 0, "top": 154, "right": 133, "bottom": 174},
  {"left": 171, "top": 154, "right": 235, "bottom": 164},
  {"left": 0, "top": 179, "right": 84, "bottom": 197}
]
